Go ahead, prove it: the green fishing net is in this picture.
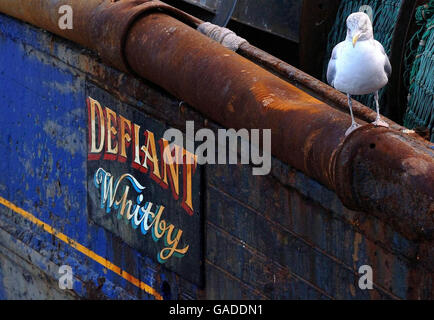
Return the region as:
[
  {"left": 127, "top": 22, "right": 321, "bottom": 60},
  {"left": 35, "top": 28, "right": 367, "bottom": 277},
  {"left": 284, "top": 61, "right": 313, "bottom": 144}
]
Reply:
[{"left": 403, "top": 1, "right": 434, "bottom": 142}]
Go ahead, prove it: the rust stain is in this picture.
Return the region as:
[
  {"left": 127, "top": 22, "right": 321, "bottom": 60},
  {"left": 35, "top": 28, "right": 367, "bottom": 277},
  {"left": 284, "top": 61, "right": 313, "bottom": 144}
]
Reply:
[
  {"left": 84, "top": 277, "right": 107, "bottom": 300},
  {"left": 352, "top": 232, "right": 362, "bottom": 269},
  {"left": 0, "top": 0, "right": 432, "bottom": 241}
]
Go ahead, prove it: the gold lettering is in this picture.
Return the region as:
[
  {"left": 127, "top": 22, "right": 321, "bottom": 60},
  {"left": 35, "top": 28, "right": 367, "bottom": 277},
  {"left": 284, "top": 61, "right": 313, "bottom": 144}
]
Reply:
[
  {"left": 160, "top": 138, "right": 180, "bottom": 199},
  {"left": 181, "top": 150, "right": 197, "bottom": 215},
  {"left": 105, "top": 107, "right": 118, "bottom": 155},
  {"left": 133, "top": 123, "right": 141, "bottom": 166},
  {"left": 88, "top": 97, "right": 105, "bottom": 154},
  {"left": 159, "top": 226, "right": 189, "bottom": 261},
  {"left": 119, "top": 115, "right": 132, "bottom": 160},
  {"left": 152, "top": 205, "right": 167, "bottom": 240}
]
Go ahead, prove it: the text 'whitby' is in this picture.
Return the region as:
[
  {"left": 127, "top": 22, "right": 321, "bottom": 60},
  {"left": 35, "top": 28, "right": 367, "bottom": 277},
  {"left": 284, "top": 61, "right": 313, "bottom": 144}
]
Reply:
[
  {"left": 94, "top": 168, "right": 189, "bottom": 263},
  {"left": 87, "top": 96, "right": 198, "bottom": 215}
]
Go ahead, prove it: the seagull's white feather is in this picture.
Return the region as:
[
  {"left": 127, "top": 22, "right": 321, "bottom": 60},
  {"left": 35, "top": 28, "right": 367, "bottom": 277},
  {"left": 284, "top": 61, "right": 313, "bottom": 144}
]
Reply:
[
  {"left": 327, "top": 13, "right": 391, "bottom": 95},
  {"left": 331, "top": 39, "right": 389, "bottom": 95},
  {"left": 327, "top": 42, "right": 344, "bottom": 87},
  {"left": 327, "top": 12, "right": 391, "bottom": 135},
  {"left": 374, "top": 40, "right": 392, "bottom": 78}
]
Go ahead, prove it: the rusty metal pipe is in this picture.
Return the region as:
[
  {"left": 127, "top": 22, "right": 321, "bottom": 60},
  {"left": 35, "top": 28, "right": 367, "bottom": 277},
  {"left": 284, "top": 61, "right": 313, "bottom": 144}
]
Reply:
[
  {"left": 237, "top": 42, "right": 434, "bottom": 147},
  {"left": 124, "top": 13, "right": 353, "bottom": 187},
  {"left": 239, "top": 42, "right": 388, "bottom": 125},
  {"left": 124, "top": 13, "right": 433, "bottom": 240},
  {"left": 0, "top": 0, "right": 202, "bottom": 72},
  {"left": 0, "top": 0, "right": 432, "bottom": 240},
  {"left": 0, "top": 0, "right": 426, "bottom": 143},
  {"left": 0, "top": 0, "right": 102, "bottom": 48}
]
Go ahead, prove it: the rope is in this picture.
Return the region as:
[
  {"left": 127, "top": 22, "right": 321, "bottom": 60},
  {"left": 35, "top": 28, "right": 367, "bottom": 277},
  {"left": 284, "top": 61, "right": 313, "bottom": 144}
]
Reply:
[
  {"left": 197, "top": 22, "right": 248, "bottom": 51},
  {"left": 403, "top": 1, "right": 434, "bottom": 142},
  {"left": 323, "top": 0, "right": 403, "bottom": 111}
]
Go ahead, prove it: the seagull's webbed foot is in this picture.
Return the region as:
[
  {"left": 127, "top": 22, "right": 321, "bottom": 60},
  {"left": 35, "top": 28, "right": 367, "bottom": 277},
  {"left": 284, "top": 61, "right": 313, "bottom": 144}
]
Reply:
[
  {"left": 372, "top": 117, "right": 389, "bottom": 128},
  {"left": 345, "top": 122, "right": 361, "bottom": 136}
]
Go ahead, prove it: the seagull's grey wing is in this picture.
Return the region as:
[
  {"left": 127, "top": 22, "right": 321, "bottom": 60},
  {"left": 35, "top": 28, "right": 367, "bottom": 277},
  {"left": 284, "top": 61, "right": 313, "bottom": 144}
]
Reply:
[
  {"left": 375, "top": 40, "right": 392, "bottom": 78},
  {"left": 327, "top": 43, "right": 342, "bottom": 86}
]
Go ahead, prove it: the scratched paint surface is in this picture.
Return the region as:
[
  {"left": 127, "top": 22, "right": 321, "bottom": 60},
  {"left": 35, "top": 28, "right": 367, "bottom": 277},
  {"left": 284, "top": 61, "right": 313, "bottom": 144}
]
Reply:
[
  {"left": 0, "top": 13, "right": 432, "bottom": 300},
  {"left": 0, "top": 14, "right": 182, "bottom": 300},
  {"left": 86, "top": 85, "right": 203, "bottom": 286}
]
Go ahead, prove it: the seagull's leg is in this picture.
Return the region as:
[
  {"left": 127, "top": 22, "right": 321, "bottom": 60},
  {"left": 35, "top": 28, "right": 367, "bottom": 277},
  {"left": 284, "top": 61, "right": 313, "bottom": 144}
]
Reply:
[
  {"left": 372, "top": 91, "right": 389, "bottom": 128},
  {"left": 345, "top": 94, "right": 361, "bottom": 136}
]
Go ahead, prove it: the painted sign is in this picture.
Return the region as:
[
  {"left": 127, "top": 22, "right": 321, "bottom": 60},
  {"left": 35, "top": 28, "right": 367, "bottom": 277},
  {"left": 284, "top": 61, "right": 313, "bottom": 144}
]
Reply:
[{"left": 86, "top": 84, "right": 202, "bottom": 286}]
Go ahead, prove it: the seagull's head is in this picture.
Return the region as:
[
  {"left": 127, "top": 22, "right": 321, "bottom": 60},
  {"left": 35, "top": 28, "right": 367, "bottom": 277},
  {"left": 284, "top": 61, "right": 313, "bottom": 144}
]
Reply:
[{"left": 346, "top": 12, "right": 373, "bottom": 47}]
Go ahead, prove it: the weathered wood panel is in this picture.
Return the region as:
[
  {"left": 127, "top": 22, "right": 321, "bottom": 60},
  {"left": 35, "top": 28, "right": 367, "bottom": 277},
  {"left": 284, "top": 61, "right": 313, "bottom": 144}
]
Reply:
[{"left": 0, "top": 13, "right": 432, "bottom": 300}]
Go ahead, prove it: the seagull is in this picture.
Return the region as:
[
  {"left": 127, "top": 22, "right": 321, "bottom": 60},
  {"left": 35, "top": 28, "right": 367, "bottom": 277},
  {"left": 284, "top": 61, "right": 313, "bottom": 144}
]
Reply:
[{"left": 327, "top": 12, "right": 392, "bottom": 136}]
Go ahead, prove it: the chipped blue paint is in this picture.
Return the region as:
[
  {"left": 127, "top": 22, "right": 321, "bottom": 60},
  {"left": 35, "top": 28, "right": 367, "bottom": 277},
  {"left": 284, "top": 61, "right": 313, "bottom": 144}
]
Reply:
[
  {"left": 0, "top": 12, "right": 429, "bottom": 300},
  {"left": 0, "top": 13, "right": 182, "bottom": 299}
]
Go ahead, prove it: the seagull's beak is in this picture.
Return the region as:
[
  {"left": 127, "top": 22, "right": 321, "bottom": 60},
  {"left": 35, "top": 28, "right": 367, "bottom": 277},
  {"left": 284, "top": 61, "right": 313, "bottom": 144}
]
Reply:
[{"left": 352, "top": 33, "right": 361, "bottom": 47}]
